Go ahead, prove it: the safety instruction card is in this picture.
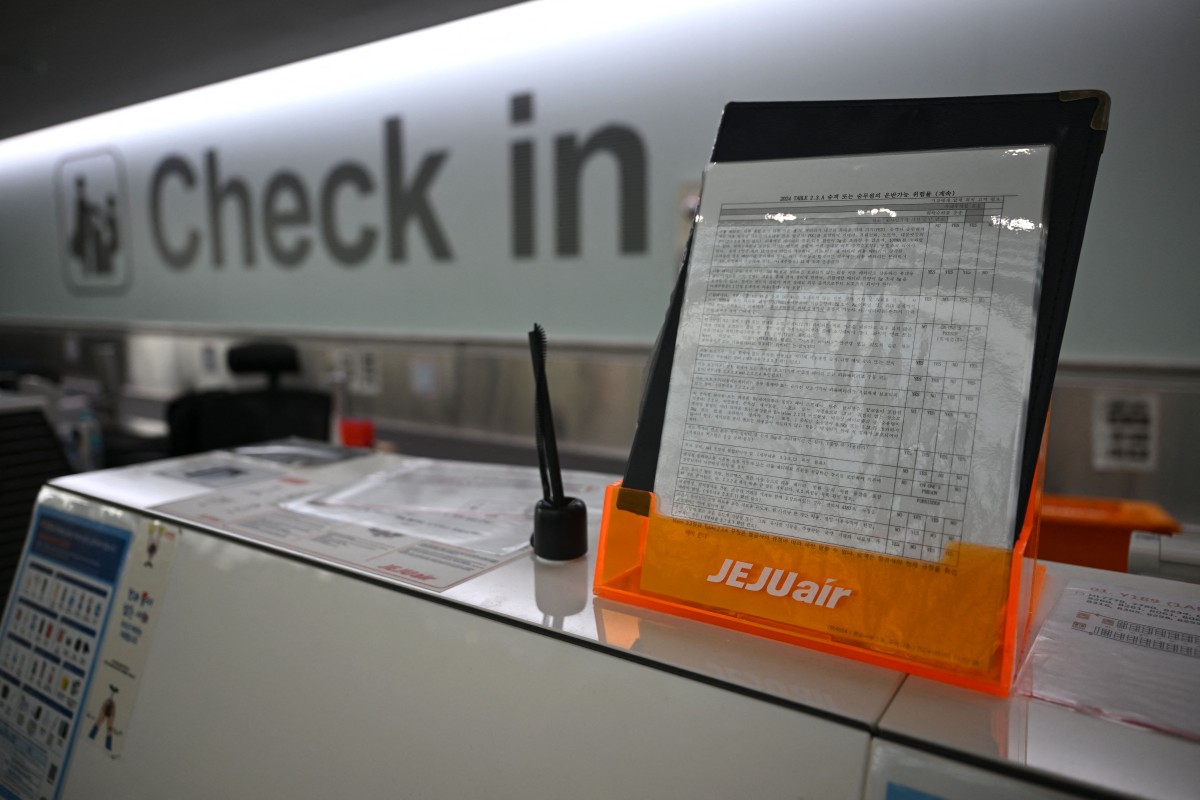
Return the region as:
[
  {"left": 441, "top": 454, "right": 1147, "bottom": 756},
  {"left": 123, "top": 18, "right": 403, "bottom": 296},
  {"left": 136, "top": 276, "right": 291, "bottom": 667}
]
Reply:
[{"left": 0, "top": 509, "right": 129, "bottom": 800}]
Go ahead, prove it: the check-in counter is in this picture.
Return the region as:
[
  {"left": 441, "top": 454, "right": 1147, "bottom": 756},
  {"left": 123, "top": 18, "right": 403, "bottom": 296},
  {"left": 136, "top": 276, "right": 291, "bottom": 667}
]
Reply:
[
  {"left": 5, "top": 450, "right": 898, "bottom": 799},
  {"left": 1, "top": 450, "right": 1196, "bottom": 799}
]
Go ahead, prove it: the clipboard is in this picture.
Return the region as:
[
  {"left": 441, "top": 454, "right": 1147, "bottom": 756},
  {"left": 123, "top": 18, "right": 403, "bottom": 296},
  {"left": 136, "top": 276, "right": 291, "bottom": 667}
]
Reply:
[{"left": 623, "top": 91, "right": 1109, "bottom": 539}]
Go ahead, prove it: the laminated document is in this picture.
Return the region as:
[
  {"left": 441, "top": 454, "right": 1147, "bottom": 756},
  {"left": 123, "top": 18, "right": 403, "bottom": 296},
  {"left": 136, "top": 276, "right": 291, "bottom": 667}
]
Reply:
[
  {"left": 155, "top": 456, "right": 612, "bottom": 590},
  {"left": 654, "top": 147, "right": 1050, "bottom": 558},
  {"left": 284, "top": 458, "right": 609, "bottom": 556}
]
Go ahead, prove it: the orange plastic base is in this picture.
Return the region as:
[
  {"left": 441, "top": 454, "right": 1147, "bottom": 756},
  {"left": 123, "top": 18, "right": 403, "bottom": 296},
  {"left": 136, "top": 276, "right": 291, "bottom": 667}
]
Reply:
[
  {"left": 595, "top": 467, "right": 1042, "bottom": 696},
  {"left": 1038, "top": 495, "right": 1179, "bottom": 572}
]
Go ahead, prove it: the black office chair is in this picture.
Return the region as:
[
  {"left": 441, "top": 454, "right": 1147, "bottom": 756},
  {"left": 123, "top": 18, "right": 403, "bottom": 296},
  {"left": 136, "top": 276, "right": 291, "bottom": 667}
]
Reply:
[{"left": 167, "top": 342, "right": 331, "bottom": 456}]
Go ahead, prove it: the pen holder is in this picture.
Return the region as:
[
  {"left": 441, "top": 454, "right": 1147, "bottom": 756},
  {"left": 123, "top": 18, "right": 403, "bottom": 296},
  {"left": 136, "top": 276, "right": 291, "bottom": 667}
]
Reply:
[{"left": 532, "top": 497, "right": 588, "bottom": 561}]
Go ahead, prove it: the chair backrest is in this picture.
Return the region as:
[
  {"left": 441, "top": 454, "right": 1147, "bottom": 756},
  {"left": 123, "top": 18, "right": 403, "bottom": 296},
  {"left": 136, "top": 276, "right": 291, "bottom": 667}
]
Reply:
[
  {"left": 226, "top": 342, "right": 300, "bottom": 391},
  {"left": 166, "top": 342, "right": 331, "bottom": 456}
]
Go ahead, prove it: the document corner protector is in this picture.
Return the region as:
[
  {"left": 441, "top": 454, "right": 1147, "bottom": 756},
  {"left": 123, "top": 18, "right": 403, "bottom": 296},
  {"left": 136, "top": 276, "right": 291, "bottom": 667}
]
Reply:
[
  {"left": 615, "top": 487, "right": 652, "bottom": 517},
  {"left": 1058, "top": 90, "right": 1110, "bottom": 131}
]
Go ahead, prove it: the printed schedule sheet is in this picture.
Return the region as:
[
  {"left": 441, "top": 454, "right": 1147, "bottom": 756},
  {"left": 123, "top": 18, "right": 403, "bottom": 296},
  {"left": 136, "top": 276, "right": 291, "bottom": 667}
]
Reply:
[{"left": 654, "top": 147, "right": 1051, "bottom": 559}]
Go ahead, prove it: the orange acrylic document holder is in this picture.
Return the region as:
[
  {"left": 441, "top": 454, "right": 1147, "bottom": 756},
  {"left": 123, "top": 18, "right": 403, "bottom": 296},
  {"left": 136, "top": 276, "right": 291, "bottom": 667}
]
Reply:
[
  {"left": 595, "top": 455, "right": 1044, "bottom": 696},
  {"left": 591, "top": 94, "right": 1109, "bottom": 695}
]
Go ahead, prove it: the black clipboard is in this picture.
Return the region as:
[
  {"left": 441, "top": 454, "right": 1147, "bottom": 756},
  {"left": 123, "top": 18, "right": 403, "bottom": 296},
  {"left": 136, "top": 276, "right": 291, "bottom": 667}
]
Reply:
[{"left": 622, "top": 91, "right": 1109, "bottom": 538}]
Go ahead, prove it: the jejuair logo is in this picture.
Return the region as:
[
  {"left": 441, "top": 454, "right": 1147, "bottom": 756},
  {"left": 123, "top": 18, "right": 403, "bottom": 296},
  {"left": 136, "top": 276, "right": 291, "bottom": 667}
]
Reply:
[{"left": 56, "top": 151, "right": 131, "bottom": 294}]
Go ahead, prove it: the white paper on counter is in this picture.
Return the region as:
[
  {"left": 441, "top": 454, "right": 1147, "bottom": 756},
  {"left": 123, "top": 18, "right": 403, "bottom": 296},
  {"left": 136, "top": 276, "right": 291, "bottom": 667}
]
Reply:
[
  {"left": 285, "top": 458, "right": 610, "bottom": 556},
  {"left": 153, "top": 471, "right": 510, "bottom": 591},
  {"left": 1021, "top": 580, "right": 1200, "bottom": 741},
  {"left": 155, "top": 458, "right": 613, "bottom": 590}
]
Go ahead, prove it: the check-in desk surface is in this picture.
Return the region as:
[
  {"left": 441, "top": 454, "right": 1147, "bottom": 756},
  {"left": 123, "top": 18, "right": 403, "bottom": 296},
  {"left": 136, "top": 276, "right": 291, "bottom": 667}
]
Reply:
[
  {"left": 17, "top": 453, "right": 1197, "bottom": 799},
  {"left": 42, "top": 453, "right": 895, "bottom": 800}
]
